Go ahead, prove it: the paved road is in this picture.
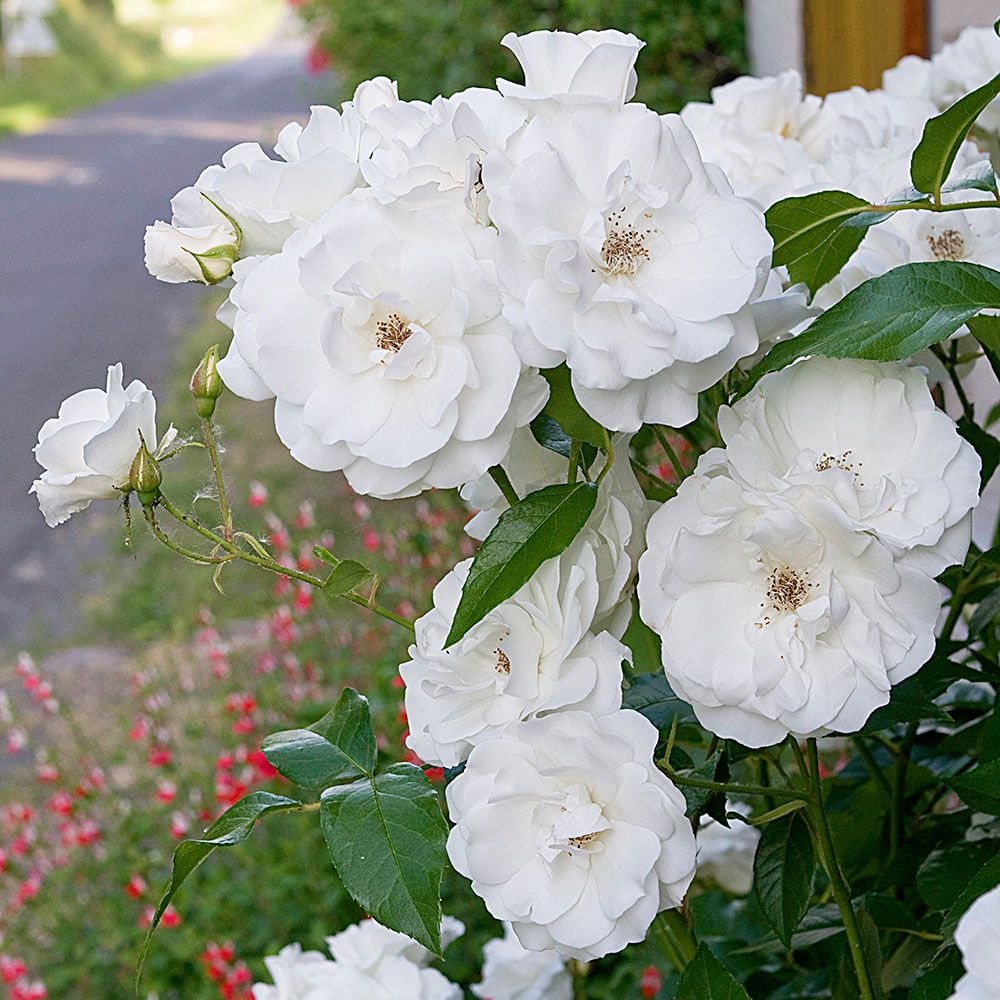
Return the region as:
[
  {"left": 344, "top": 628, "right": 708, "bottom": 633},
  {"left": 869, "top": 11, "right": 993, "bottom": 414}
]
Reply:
[{"left": 0, "top": 35, "right": 326, "bottom": 646}]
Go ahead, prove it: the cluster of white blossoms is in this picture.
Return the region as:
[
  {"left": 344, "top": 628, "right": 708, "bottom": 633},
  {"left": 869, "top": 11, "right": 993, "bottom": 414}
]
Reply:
[
  {"left": 144, "top": 28, "right": 775, "bottom": 497},
  {"left": 639, "top": 357, "right": 980, "bottom": 747},
  {"left": 251, "top": 915, "right": 465, "bottom": 999},
  {"left": 33, "top": 20, "right": 995, "bottom": 985},
  {"left": 252, "top": 915, "right": 572, "bottom": 1000},
  {"left": 682, "top": 27, "right": 1000, "bottom": 313},
  {"left": 947, "top": 884, "right": 1000, "bottom": 1000}
]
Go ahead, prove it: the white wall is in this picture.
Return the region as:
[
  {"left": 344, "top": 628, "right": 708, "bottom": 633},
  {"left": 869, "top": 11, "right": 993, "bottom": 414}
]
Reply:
[
  {"left": 930, "top": 0, "right": 998, "bottom": 50},
  {"left": 745, "top": 0, "right": 804, "bottom": 76}
]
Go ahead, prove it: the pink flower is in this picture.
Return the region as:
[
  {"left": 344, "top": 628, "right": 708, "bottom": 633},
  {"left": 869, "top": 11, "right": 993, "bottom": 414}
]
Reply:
[{"left": 248, "top": 481, "right": 268, "bottom": 508}]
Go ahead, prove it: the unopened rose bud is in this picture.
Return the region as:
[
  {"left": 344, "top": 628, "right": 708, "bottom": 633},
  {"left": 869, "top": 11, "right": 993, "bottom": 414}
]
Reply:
[
  {"left": 144, "top": 221, "right": 239, "bottom": 285},
  {"left": 128, "top": 441, "right": 162, "bottom": 507},
  {"left": 190, "top": 344, "right": 224, "bottom": 418}
]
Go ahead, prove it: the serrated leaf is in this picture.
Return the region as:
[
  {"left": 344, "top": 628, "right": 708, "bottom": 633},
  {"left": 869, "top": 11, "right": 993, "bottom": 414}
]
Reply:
[
  {"left": 910, "top": 948, "right": 965, "bottom": 1000},
  {"left": 753, "top": 810, "right": 817, "bottom": 947},
  {"left": 911, "top": 69, "right": 1000, "bottom": 197},
  {"left": 741, "top": 261, "right": 1000, "bottom": 395},
  {"left": 321, "top": 558, "right": 372, "bottom": 596},
  {"left": 622, "top": 673, "right": 697, "bottom": 730},
  {"left": 445, "top": 481, "right": 598, "bottom": 647},
  {"left": 308, "top": 688, "right": 377, "bottom": 776},
  {"left": 859, "top": 670, "right": 955, "bottom": 733},
  {"left": 942, "top": 853, "right": 1000, "bottom": 934},
  {"left": 138, "top": 792, "right": 303, "bottom": 988},
  {"left": 766, "top": 190, "right": 871, "bottom": 296},
  {"left": 538, "top": 365, "right": 607, "bottom": 447},
  {"left": 320, "top": 762, "right": 447, "bottom": 956},
  {"left": 676, "top": 944, "right": 751, "bottom": 1000},
  {"left": 262, "top": 730, "right": 364, "bottom": 789},
  {"left": 950, "top": 760, "right": 1000, "bottom": 815},
  {"left": 917, "top": 839, "right": 1000, "bottom": 910},
  {"left": 731, "top": 903, "right": 844, "bottom": 955}
]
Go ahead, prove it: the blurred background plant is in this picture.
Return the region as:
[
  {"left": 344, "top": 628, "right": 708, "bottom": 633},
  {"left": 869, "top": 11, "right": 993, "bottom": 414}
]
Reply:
[{"left": 290, "top": 0, "right": 748, "bottom": 111}]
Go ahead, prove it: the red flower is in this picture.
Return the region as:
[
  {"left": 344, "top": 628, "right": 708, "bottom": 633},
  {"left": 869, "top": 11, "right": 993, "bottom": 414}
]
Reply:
[
  {"left": 640, "top": 965, "right": 662, "bottom": 999},
  {"left": 125, "top": 873, "right": 146, "bottom": 899}
]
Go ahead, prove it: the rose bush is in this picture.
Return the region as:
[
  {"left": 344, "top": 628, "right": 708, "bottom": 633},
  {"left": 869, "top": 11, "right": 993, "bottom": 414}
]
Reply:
[{"left": 26, "top": 22, "right": 1000, "bottom": 1000}]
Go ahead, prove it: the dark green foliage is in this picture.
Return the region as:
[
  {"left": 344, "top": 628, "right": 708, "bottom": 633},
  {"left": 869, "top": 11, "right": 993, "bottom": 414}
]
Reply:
[{"left": 297, "top": 0, "right": 747, "bottom": 110}]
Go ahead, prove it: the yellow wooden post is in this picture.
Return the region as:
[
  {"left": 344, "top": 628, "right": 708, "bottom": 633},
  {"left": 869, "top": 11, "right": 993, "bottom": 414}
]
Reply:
[{"left": 804, "top": 0, "right": 929, "bottom": 94}]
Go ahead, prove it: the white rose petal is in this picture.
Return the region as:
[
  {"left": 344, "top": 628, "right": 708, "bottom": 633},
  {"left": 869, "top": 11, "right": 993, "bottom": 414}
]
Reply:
[
  {"left": 218, "top": 191, "right": 547, "bottom": 499},
  {"left": 446, "top": 710, "right": 697, "bottom": 961},
  {"left": 695, "top": 803, "right": 760, "bottom": 896},
  {"left": 30, "top": 363, "right": 170, "bottom": 527},
  {"left": 401, "top": 543, "right": 625, "bottom": 768},
  {"left": 326, "top": 916, "right": 464, "bottom": 973},
  {"left": 947, "top": 885, "right": 1000, "bottom": 1000},
  {"left": 638, "top": 472, "right": 942, "bottom": 747},
  {"left": 497, "top": 29, "right": 644, "bottom": 112},
  {"left": 718, "top": 358, "right": 981, "bottom": 574},
  {"left": 486, "top": 106, "right": 771, "bottom": 430},
  {"left": 472, "top": 923, "right": 572, "bottom": 1000}
]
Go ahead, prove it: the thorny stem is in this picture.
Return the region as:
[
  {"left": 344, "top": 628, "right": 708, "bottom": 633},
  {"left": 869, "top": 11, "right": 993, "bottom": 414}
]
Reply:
[
  {"left": 489, "top": 464, "right": 520, "bottom": 507},
  {"left": 155, "top": 494, "right": 415, "bottom": 633},
  {"left": 803, "top": 739, "right": 878, "bottom": 1000},
  {"left": 201, "top": 417, "right": 233, "bottom": 541}
]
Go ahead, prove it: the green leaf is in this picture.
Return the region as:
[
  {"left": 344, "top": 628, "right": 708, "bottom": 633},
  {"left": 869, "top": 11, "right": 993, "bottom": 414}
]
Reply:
[
  {"left": 529, "top": 412, "right": 597, "bottom": 472},
  {"left": 942, "top": 853, "right": 1000, "bottom": 934},
  {"left": 765, "top": 190, "right": 871, "bottom": 296},
  {"left": 138, "top": 791, "right": 303, "bottom": 988},
  {"left": 958, "top": 416, "right": 1000, "bottom": 492},
  {"left": 859, "top": 669, "right": 955, "bottom": 733},
  {"left": 753, "top": 810, "right": 817, "bottom": 947},
  {"left": 917, "top": 839, "right": 1000, "bottom": 910},
  {"left": 622, "top": 673, "right": 697, "bottom": 730},
  {"left": 950, "top": 760, "right": 1000, "bottom": 815},
  {"left": 968, "top": 314, "right": 1000, "bottom": 385},
  {"left": 731, "top": 903, "right": 844, "bottom": 955},
  {"left": 445, "top": 481, "right": 598, "bottom": 647},
  {"left": 320, "top": 762, "right": 447, "bottom": 956},
  {"left": 320, "top": 558, "right": 372, "bottom": 596},
  {"left": 910, "top": 948, "right": 965, "bottom": 1000},
  {"left": 741, "top": 262, "right": 1000, "bottom": 395},
  {"left": 911, "top": 68, "right": 1000, "bottom": 197},
  {"left": 538, "top": 365, "right": 607, "bottom": 447},
  {"left": 309, "top": 688, "right": 378, "bottom": 776},
  {"left": 676, "top": 944, "right": 751, "bottom": 1000},
  {"left": 943, "top": 159, "right": 998, "bottom": 196}
]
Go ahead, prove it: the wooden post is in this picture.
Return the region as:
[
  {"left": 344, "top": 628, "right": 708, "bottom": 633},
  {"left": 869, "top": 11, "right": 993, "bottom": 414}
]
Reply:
[{"left": 804, "top": 0, "right": 929, "bottom": 94}]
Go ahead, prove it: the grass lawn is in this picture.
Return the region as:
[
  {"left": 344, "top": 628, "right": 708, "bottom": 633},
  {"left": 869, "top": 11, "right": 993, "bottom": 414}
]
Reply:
[{"left": 0, "top": 0, "right": 285, "bottom": 135}]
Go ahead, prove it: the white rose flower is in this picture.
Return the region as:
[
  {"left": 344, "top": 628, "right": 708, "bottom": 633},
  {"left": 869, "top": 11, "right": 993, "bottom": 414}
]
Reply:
[
  {"left": 143, "top": 194, "right": 240, "bottom": 285},
  {"left": 637, "top": 472, "right": 942, "bottom": 747},
  {"left": 30, "top": 363, "right": 175, "bottom": 527},
  {"left": 472, "top": 923, "right": 572, "bottom": 1000},
  {"left": 312, "top": 955, "right": 461, "bottom": 1000},
  {"left": 717, "top": 358, "right": 981, "bottom": 575},
  {"left": 486, "top": 106, "right": 771, "bottom": 430},
  {"left": 217, "top": 192, "right": 547, "bottom": 499},
  {"left": 883, "top": 54, "right": 934, "bottom": 103},
  {"left": 446, "top": 710, "right": 697, "bottom": 960},
  {"left": 326, "top": 916, "right": 464, "bottom": 972},
  {"left": 497, "top": 29, "right": 644, "bottom": 112},
  {"left": 460, "top": 430, "right": 651, "bottom": 636},
  {"left": 930, "top": 26, "right": 1000, "bottom": 139},
  {"left": 401, "top": 543, "right": 625, "bottom": 768},
  {"left": 251, "top": 943, "right": 336, "bottom": 1000},
  {"left": 947, "top": 884, "right": 1000, "bottom": 1000},
  {"left": 695, "top": 803, "right": 759, "bottom": 896}
]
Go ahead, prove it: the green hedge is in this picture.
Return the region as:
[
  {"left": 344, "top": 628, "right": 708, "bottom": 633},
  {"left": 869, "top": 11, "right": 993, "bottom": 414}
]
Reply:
[{"left": 301, "top": 0, "right": 747, "bottom": 111}]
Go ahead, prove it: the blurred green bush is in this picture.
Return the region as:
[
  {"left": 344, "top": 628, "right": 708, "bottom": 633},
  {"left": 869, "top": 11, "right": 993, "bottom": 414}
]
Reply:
[{"left": 298, "top": 0, "right": 747, "bottom": 110}]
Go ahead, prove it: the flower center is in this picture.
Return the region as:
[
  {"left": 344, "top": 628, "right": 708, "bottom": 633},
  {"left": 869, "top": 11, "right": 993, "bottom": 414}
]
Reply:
[
  {"left": 375, "top": 312, "right": 413, "bottom": 352},
  {"left": 815, "top": 450, "right": 866, "bottom": 488},
  {"left": 494, "top": 648, "right": 510, "bottom": 675},
  {"left": 766, "top": 566, "right": 813, "bottom": 614},
  {"left": 567, "top": 832, "right": 600, "bottom": 849},
  {"left": 600, "top": 207, "right": 652, "bottom": 276},
  {"left": 926, "top": 228, "right": 966, "bottom": 261}
]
